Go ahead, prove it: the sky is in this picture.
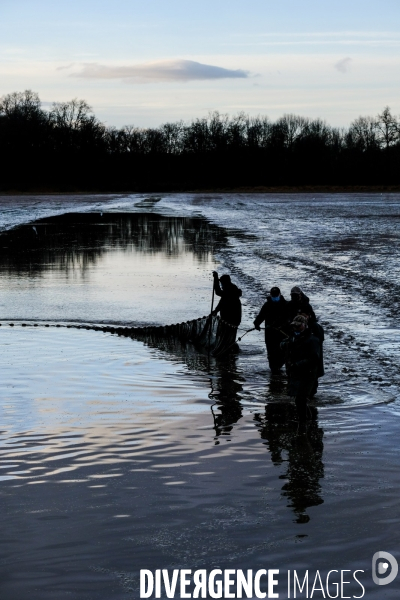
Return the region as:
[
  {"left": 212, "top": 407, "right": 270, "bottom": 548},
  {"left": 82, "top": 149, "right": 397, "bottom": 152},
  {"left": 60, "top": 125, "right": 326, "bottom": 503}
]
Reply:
[{"left": 1, "top": 0, "right": 400, "bottom": 128}]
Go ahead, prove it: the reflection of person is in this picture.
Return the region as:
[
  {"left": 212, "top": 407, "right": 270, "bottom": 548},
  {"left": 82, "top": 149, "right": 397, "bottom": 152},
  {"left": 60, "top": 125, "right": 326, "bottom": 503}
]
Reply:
[
  {"left": 281, "top": 315, "right": 321, "bottom": 427},
  {"left": 210, "top": 357, "right": 244, "bottom": 442},
  {"left": 212, "top": 271, "right": 242, "bottom": 326},
  {"left": 282, "top": 417, "right": 324, "bottom": 523},
  {"left": 287, "top": 286, "right": 316, "bottom": 324},
  {"left": 255, "top": 403, "right": 324, "bottom": 523},
  {"left": 254, "top": 286, "right": 288, "bottom": 373}
]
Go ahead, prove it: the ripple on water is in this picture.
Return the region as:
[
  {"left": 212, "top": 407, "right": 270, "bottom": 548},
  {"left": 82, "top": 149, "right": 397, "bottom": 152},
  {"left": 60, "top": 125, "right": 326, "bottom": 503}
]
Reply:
[
  {"left": 1, "top": 198, "right": 400, "bottom": 599},
  {"left": 0, "top": 327, "right": 220, "bottom": 484}
]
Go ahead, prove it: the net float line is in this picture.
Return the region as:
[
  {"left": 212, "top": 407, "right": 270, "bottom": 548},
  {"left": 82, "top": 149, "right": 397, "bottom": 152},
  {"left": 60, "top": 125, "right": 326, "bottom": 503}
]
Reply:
[{"left": 0, "top": 314, "right": 239, "bottom": 358}]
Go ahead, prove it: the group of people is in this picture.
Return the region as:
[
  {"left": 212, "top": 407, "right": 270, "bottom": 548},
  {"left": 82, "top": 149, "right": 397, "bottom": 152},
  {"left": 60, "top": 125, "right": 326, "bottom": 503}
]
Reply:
[{"left": 212, "top": 271, "right": 324, "bottom": 427}]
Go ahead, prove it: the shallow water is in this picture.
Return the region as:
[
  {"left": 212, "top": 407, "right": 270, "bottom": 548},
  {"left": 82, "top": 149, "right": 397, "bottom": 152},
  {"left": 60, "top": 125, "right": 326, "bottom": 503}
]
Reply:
[
  {"left": 0, "top": 194, "right": 399, "bottom": 599},
  {"left": 0, "top": 211, "right": 222, "bottom": 325}
]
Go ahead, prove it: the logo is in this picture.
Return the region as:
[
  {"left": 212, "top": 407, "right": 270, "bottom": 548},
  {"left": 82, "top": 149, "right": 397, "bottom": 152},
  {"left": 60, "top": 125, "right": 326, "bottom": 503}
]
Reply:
[{"left": 372, "top": 551, "right": 398, "bottom": 586}]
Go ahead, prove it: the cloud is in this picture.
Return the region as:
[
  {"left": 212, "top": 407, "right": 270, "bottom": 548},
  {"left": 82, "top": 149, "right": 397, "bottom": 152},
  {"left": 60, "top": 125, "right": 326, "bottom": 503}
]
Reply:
[
  {"left": 56, "top": 62, "right": 76, "bottom": 71},
  {"left": 335, "top": 57, "right": 352, "bottom": 73},
  {"left": 70, "top": 59, "right": 249, "bottom": 83}
]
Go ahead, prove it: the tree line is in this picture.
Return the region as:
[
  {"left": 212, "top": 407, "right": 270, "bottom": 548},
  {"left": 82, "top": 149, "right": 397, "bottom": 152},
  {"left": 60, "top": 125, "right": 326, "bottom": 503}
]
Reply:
[{"left": 0, "top": 89, "right": 399, "bottom": 191}]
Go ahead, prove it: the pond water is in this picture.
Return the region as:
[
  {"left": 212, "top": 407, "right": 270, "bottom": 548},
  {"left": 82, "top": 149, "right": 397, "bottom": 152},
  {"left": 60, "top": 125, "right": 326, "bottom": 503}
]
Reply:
[{"left": 0, "top": 194, "right": 399, "bottom": 599}]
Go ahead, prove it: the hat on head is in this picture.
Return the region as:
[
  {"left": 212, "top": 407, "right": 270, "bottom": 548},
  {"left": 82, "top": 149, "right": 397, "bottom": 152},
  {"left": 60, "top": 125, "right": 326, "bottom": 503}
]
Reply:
[
  {"left": 291, "top": 286, "right": 302, "bottom": 295},
  {"left": 219, "top": 274, "right": 231, "bottom": 284},
  {"left": 299, "top": 311, "right": 311, "bottom": 320},
  {"left": 291, "top": 315, "right": 307, "bottom": 327},
  {"left": 270, "top": 286, "right": 280, "bottom": 297}
]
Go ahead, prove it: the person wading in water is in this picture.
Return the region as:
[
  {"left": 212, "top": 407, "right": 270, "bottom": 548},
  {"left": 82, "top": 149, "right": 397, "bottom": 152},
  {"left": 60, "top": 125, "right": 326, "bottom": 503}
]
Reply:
[
  {"left": 299, "top": 310, "right": 325, "bottom": 397},
  {"left": 287, "top": 286, "right": 316, "bottom": 324},
  {"left": 212, "top": 271, "right": 242, "bottom": 326},
  {"left": 254, "top": 286, "right": 289, "bottom": 373},
  {"left": 281, "top": 315, "right": 321, "bottom": 431}
]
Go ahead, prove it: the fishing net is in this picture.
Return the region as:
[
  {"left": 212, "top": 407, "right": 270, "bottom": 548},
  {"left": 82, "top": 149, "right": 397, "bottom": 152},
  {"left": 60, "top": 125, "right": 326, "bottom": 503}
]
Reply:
[
  {"left": 105, "top": 314, "right": 238, "bottom": 357},
  {"left": 1, "top": 315, "right": 239, "bottom": 358}
]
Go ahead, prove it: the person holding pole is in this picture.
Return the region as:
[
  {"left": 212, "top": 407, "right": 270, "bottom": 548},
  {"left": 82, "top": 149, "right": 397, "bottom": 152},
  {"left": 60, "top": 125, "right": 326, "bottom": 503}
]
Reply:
[{"left": 211, "top": 271, "right": 242, "bottom": 326}]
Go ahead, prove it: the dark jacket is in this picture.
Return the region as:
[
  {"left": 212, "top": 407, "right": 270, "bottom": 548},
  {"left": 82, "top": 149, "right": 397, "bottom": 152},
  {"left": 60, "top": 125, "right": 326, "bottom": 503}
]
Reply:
[
  {"left": 283, "top": 328, "right": 321, "bottom": 381},
  {"left": 254, "top": 295, "right": 289, "bottom": 341},
  {"left": 213, "top": 280, "right": 242, "bottom": 326},
  {"left": 310, "top": 322, "right": 325, "bottom": 377},
  {"left": 287, "top": 292, "right": 316, "bottom": 324}
]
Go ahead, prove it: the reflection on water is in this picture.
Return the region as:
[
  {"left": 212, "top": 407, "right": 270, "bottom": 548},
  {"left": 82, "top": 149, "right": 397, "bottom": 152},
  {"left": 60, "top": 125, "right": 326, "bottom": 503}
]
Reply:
[
  {"left": 0, "top": 326, "right": 324, "bottom": 522},
  {"left": 255, "top": 403, "right": 324, "bottom": 524},
  {"left": 128, "top": 329, "right": 324, "bottom": 524},
  {"left": 0, "top": 328, "right": 214, "bottom": 482},
  {"left": 130, "top": 332, "right": 247, "bottom": 442},
  {"left": 0, "top": 213, "right": 224, "bottom": 324},
  {"left": 0, "top": 211, "right": 226, "bottom": 274},
  {"left": 1, "top": 325, "right": 395, "bottom": 600},
  {"left": 209, "top": 357, "right": 245, "bottom": 441},
  {"left": 1, "top": 203, "right": 399, "bottom": 599}
]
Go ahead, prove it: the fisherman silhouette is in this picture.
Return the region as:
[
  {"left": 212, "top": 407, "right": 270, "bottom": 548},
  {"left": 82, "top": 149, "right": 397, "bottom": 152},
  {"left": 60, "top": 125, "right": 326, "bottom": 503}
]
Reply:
[
  {"left": 281, "top": 315, "right": 321, "bottom": 429},
  {"left": 212, "top": 271, "right": 242, "bottom": 326},
  {"left": 287, "top": 286, "right": 316, "bottom": 324},
  {"left": 254, "top": 286, "right": 289, "bottom": 373}
]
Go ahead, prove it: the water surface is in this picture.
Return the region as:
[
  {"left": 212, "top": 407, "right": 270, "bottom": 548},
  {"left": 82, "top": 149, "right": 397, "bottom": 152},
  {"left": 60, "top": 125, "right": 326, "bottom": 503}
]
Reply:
[{"left": 0, "top": 194, "right": 399, "bottom": 599}]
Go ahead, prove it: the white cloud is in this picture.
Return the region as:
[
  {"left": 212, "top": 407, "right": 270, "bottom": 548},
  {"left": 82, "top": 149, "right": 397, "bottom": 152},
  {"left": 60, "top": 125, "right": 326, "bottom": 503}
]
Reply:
[
  {"left": 56, "top": 63, "right": 76, "bottom": 71},
  {"left": 70, "top": 60, "right": 250, "bottom": 83},
  {"left": 335, "top": 57, "right": 352, "bottom": 73},
  {"left": 1, "top": 53, "right": 399, "bottom": 128}
]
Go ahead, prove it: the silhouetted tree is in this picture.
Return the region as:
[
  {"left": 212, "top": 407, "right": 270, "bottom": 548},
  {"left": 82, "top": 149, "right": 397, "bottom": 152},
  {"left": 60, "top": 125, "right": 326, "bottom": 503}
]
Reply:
[
  {"left": 0, "top": 89, "right": 399, "bottom": 190},
  {"left": 348, "top": 116, "right": 379, "bottom": 151},
  {"left": 376, "top": 106, "right": 398, "bottom": 149},
  {"left": 49, "top": 98, "right": 105, "bottom": 152},
  {"left": 277, "top": 113, "right": 309, "bottom": 150},
  {"left": 0, "top": 90, "right": 43, "bottom": 121}
]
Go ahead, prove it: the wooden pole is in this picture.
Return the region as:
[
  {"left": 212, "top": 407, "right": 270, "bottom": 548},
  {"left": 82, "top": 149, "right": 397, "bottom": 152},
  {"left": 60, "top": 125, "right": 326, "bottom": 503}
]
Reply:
[{"left": 208, "top": 277, "right": 215, "bottom": 351}]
